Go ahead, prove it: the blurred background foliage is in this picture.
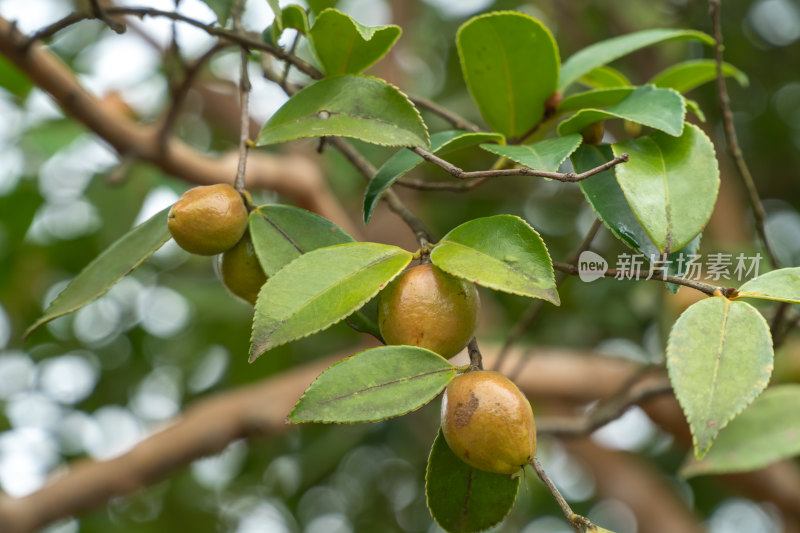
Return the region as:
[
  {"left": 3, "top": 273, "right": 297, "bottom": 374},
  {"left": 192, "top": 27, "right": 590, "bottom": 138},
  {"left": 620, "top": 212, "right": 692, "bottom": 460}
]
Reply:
[{"left": 0, "top": 0, "right": 798, "bottom": 532}]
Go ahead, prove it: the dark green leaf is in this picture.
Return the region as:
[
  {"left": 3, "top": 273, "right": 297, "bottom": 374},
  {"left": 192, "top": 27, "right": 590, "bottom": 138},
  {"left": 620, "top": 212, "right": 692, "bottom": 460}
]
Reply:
[
  {"left": 344, "top": 296, "right": 382, "bottom": 339},
  {"left": 579, "top": 65, "right": 631, "bottom": 89},
  {"left": 25, "top": 208, "right": 171, "bottom": 338},
  {"left": 248, "top": 204, "right": 354, "bottom": 277},
  {"left": 479, "top": 135, "right": 581, "bottom": 172},
  {"left": 250, "top": 242, "right": 413, "bottom": 360},
  {"left": 559, "top": 28, "right": 714, "bottom": 91},
  {"left": 256, "top": 75, "right": 429, "bottom": 148},
  {"left": 363, "top": 130, "right": 504, "bottom": 223},
  {"left": 680, "top": 385, "right": 800, "bottom": 477},
  {"left": 289, "top": 346, "right": 455, "bottom": 423},
  {"left": 737, "top": 267, "right": 800, "bottom": 304},
  {"left": 650, "top": 59, "right": 749, "bottom": 93},
  {"left": 612, "top": 123, "right": 719, "bottom": 253},
  {"left": 200, "top": 0, "right": 235, "bottom": 24},
  {"left": 0, "top": 54, "right": 32, "bottom": 98},
  {"left": 557, "top": 86, "right": 685, "bottom": 137},
  {"left": 309, "top": 8, "right": 401, "bottom": 75},
  {"left": 457, "top": 12, "right": 559, "bottom": 139},
  {"left": 667, "top": 297, "right": 773, "bottom": 458},
  {"left": 431, "top": 215, "right": 559, "bottom": 304},
  {"left": 426, "top": 429, "right": 520, "bottom": 533}
]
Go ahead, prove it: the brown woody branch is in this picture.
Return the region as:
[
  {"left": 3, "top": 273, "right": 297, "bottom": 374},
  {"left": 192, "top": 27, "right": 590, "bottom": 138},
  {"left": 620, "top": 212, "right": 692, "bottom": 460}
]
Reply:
[{"left": 231, "top": 2, "right": 251, "bottom": 193}]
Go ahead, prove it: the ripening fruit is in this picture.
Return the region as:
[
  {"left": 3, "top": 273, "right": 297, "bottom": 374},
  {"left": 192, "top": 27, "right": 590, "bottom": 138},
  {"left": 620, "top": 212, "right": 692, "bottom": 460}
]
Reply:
[
  {"left": 378, "top": 264, "right": 479, "bottom": 358},
  {"left": 624, "top": 120, "right": 642, "bottom": 138},
  {"left": 581, "top": 121, "right": 605, "bottom": 145},
  {"left": 220, "top": 232, "right": 267, "bottom": 305},
  {"left": 168, "top": 184, "right": 248, "bottom": 255},
  {"left": 441, "top": 370, "right": 536, "bottom": 475}
]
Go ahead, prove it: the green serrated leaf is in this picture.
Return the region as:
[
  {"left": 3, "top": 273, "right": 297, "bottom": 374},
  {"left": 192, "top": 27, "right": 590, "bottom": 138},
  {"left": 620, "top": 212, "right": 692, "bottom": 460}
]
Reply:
[
  {"left": 25, "top": 208, "right": 171, "bottom": 338},
  {"left": 557, "top": 86, "right": 685, "bottom": 137},
  {"left": 289, "top": 346, "right": 455, "bottom": 423},
  {"left": 426, "top": 429, "right": 520, "bottom": 533},
  {"left": 612, "top": 123, "right": 719, "bottom": 254},
  {"left": 363, "top": 130, "right": 504, "bottom": 223},
  {"left": 256, "top": 75, "right": 429, "bottom": 148},
  {"left": 680, "top": 385, "right": 800, "bottom": 477},
  {"left": 579, "top": 65, "right": 631, "bottom": 89},
  {"left": 457, "top": 11, "right": 559, "bottom": 139},
  {"left": 559, "top": 28, "right": 714, "bottom": 91},
  {"left": 250, "top": 242, "right": 412, "bottom": 360},
  {"left": 431, "top": 215, "right": 559, "bottom": 304},
  {"left": 737, "top": 267, "right": 800, "bottom": 304},
  {"left": 479, "top": 135, "right": 581, "bottom": 172},
  {"left": 558, "top": 88, "right": 635, "bottom": 115},
  {"left": 200, "top": 0, "right": 235, "bottom": 24},
  {"left": 309, "top": 8, "right": 401, "bottom": 75},
  {"left": 249, "top": 204, "right": 354, "bottom": 277},
  {"left": 651, "top": 59, "right": 749, "bottom": 93},
  {"left": 667, "top": 297, "right": 773, "bottom": 459}
]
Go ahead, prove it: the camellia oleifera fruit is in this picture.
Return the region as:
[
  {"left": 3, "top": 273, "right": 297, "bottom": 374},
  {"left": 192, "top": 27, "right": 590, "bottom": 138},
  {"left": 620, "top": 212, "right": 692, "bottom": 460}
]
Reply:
[
  {"left": 220, "top": 232, "right": 267, "bottom": 305},
  {"left": 167, "top": 183, "right": 248, "bottom": 255},
  {"left": 441, "top": 370, "right": 536, "bottom": 475},
  {"left": 378, "top": 263, "right": 479, "bottom": 358},
  {"left": 580, "top": 121, "right": 605, "bottom": 145}
]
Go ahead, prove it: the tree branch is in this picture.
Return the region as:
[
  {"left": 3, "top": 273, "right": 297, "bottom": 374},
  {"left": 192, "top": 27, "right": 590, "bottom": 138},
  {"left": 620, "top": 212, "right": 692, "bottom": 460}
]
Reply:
[
  {"left": 232, "top": 3, "right": 251, "bottom": 193},
  {"left": 409, "top": 95, "right": 481, "bottom": 132},
  {"left": 531, "top": 458, "right": 594, "bottom": 533}
]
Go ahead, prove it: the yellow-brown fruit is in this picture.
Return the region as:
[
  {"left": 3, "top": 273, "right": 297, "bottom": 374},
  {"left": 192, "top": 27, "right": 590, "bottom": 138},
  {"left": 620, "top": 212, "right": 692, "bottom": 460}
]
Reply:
[
  {"left": 624, "top": 119, "right": 642, "bottom": 138},
  {"left": 168, "top": 184, "right": 248, "bottom": 255},
  {"left": 441, "top": 370, "right": 536, "bottom": 474},
  {"left": 581, "top": 121, "right": 605, "bottom": 145},
  {"left": 220, "top": 232, "right": 267, "bottom": 305},
  {"left": 378, "top": 264, "right": 479, "bottom": 358}
]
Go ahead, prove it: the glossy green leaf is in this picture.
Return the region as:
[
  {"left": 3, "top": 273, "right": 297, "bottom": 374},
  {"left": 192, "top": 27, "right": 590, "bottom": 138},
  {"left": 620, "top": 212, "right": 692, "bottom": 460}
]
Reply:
[
  {"left": 559, "top": 28, "right": 714, "bottom": 91},
  {"left": 579, "top": 65, "right": 631, "bottom": 89},
  {"left": 256, "top": 75, "right": 429, "bottom": 148},
  {"left": 271, "top": 4, "right": 311, "bottom": 41},
  {"left": 250, "top": 242, "right": 413, "bottom": 360},
  {"left": 680, "top": 385, "right": 800, "bottom": 477},
  {"left": 651, "top": 59, "right": 749, "bottom": 93},
  {"left": 0, "top": 55, "right": 32, "bottom": 98},
  {"left": 200, "top": 0, "right": 235, "bottom": 23},
  {"left": 457, "top": 11, "right": 559, "bottom": 139},
  {"left": 363, "top": 130, "right": 504, "bottom": 223},
  {"left": 289, "top": 346, "right": 455, "bottom": 423},
  {"left": 558, "top": 88, "right": 634, "bottom": 114},
  {"left": 612, "top": 123, "right": 720, "bottom": 254},
  {"left": 737, "top": 267, "right": 800, "bottom": 304},
  {"left": 309, "top": 8, "right": 401, "bottom": 75},
  {"left": 431, "top": 215, "right": 559, "bottom": 304},
  {"left": 426, "top": 429, "right": 520, "bottom": 533},
  {"left": 25, "top": 208, "right": 171, "bottom": 338},
  {"left": 667, "top": 297, "right": 773, "bottom": 458},
  {"left": 248, "top": 204, "right": 354, "bottom": 277},
  {"left": 480, "top": 135, "right": 581, "bottom": 172},
  {"left": 557, "top": 86, "right": 685, "bottom": 137}
]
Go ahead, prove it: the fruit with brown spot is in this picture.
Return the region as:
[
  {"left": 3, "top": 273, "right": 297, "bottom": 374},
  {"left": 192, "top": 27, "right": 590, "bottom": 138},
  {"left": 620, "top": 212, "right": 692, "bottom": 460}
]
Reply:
[
  {"left": 167, "top": 184, "right": 249, "bottom": 256},
  {"left": 440, "top": 370, "right": 536, "bottom": 474},
  {"left": 377, "top": 264, "right": 479, "bottom": 358},
  {"left": 220, "top": 232, "right": 267, "bottom": 305}
]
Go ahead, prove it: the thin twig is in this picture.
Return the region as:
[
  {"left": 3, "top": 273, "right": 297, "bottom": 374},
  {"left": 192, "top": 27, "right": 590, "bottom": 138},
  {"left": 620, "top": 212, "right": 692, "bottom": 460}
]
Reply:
[
  {"left": 709, "top": 0, "right": 779, "bottom": 269},
  {"left": 494, "top": 219, "right": 603, "bottom": 372},
  {"left": 89, "top": 0, "right": 126, "bottom": 33},
  {"left": 467, "top": 337, "right": 482, "bottom": 369},
  {"left": 280, "top": 32, "right": 301, "bottom": 89},
  {"left": 232, "top": 3, "right": 251, "bottom": 192},
  {"left": 531, "top": 458, "right": 594, "bottom": 533},
  {"left": 409, "top": 95, "right": 481, "bottom": 132},
  {"left": 22, "top": 12, "right": 88, "bottom": 50},
  {"left": 409, "top": 146, "right": 628, "bottom": 183}
]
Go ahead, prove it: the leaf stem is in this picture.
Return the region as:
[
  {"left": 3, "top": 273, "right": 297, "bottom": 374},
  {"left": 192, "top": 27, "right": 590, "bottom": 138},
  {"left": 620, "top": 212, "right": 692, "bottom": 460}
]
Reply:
[{"left": 531, "top": 458, "right": 594, "bottom": 533}]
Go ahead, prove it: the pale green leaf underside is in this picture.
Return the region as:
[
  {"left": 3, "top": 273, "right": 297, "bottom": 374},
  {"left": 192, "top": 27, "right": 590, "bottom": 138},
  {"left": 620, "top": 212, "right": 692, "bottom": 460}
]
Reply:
[
  {"left": 25, "top": 207, "right": 171, "bottom": 338},
  {"left": 457, "top": 11, "right": 559, "bottom": 139},
  {"left": 737, "top": 267, "right": 800, "bottom": 304},
  {"left": 289, "top": 346, "right": 455, "bottom": 423},
  {"left": 557, "top": 86, "right": 685, "bottom": 137},
  {"left": 479, "top": 134, "right": 581, "bottom": 172},
  {"left": 363, "top": 130, "right": 504, "bottom": 223},
  {"left": 431, "top": 215, "right": 559, "bottom": 305},
  {"left": 612, "top": 123, "right": 719, "bottom": 254},
  {"left": 578, "top": 65, "right": 630, "bottom": 89},
  {"left": 559, "top": 28, "right": 714, "bottom": 91},
  {"left": 667, "top": 297, "right": 773, "bottom": 459},
  {"left": 650, "top": 59, "right": 749, "bottom": 93},
  {"left": 256, "top": 75, "right": 429, "bottom": 148},
  {"left": 426, "top": 429, "right": 519, "bottom": 533},
  {"left": 309, "top": 8, "right": 401, "bottom": 75},
  {"left": 249, "top": 204, "right": 354, "bottom": 277},
  {"left": 250, "top": 242, "right": 412, "bottom": 360},
  {"left": 680, "top": 385, "right": 800, "bottom": 478}
]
